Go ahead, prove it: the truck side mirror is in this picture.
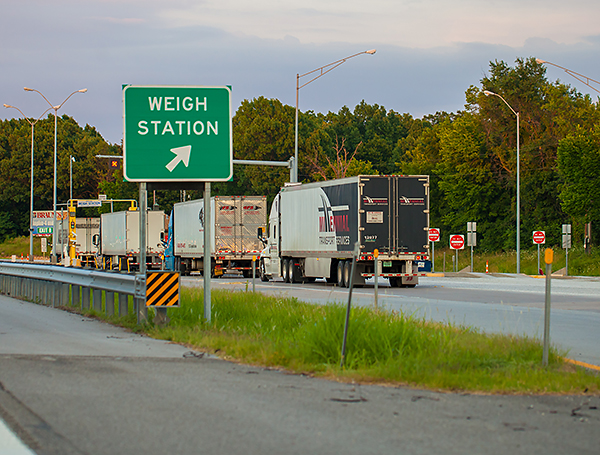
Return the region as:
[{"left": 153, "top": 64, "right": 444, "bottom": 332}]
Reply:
[
  {"left": 257, "top": 227, "right": 267, "bottom": 245},
  {"left": 92, "top": 233, "right": 99, "bottom": 247}
]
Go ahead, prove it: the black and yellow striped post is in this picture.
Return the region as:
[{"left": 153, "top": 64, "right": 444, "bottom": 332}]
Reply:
[{"left": 146, "top": 271, "right": 180, "bottom": 308}]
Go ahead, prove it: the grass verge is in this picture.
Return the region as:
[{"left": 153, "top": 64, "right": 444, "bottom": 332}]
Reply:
[{"left": 105, "top": 287, "right": 600, "bottom": 395}]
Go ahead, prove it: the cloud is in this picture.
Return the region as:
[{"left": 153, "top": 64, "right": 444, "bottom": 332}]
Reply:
[{"left": 2, "top": 1, "right": 600, "bottom": 145}]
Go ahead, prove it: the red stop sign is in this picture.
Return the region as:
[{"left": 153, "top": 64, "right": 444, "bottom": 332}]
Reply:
[
  {"left": 533, "top": 230, "right": 545, "bottom": 245},
  {"left": 449, "top": 234, "right": 465, "bottom": 250},
  {"left": 428, "top": 228, "right": 440, "bottom": 242}
]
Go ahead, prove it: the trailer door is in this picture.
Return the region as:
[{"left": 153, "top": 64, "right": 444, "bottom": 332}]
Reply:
[
  {"left": 392, "top": 176, "right": 429, "bottom": 255},
  {"left": 359, "top": 176, "right": 392, "bottom": 254}
]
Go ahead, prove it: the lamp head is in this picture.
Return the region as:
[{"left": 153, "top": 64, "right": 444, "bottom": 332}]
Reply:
[
  {"left": 366, "top": 49, "right": 377, "bottom": 55},
  {"left": 483, "top": 90, "right": 495, "bottom": 96},
  {"left": 536, "top": 59, "right": 546, "bottom": 64},
  {"left": 23, "top": 87, "right": 33, "bottom": 92},
  {"left": 3, "top": 104, "right": 11, "bottom": 108},
  {"left": 78, "top": 89, "right": 88, "bottom": 93}
]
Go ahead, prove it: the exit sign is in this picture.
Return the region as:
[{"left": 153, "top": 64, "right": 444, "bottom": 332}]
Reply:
[{"left": 123, "top": 85, "right": 233, "bottom": 182}]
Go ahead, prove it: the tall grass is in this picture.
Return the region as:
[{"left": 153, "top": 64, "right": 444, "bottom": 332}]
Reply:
[{"left": 147, "top": 288, "right": 600, "bottom": 394}]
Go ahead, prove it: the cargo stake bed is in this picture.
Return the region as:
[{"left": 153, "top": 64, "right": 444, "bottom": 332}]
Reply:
[{"left": 259, "top": 175, "right": 430, "bottom": 287}]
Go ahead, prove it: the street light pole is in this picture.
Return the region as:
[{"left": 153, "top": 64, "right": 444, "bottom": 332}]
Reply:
[
  {"left": 70, "top": 155, "right": 75, "bottom": 201},
  {"left": 293, "top": 49, "right": 376, "bottom": 183},
  {"left": 3, "top": 104, "right": 52, "bottom": 262},
  {"left": 24, "top": 87, "right": 87, "bottom": 264},
  {"left": 483, "top": 90, "right": 521, "bottom": 274}
]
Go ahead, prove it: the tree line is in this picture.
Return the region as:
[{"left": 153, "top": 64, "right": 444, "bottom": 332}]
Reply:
[{"left": 1, "top": 57, "right": 598, "bottom": 251}]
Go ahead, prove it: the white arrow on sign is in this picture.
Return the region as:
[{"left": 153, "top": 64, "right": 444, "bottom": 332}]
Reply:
[{"left": 166, "top": 145, "right": 192, "bottom": 172}]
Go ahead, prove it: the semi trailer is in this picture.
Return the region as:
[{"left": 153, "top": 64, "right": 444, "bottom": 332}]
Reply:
[
  {"left": 96, "top": 209, "right": 166, "bottom": 271},
  {"left": 164, "top": 196, "right": 267, "bottom": 276},
  {"left": 259, "top": 175, "right": 430, "bottom": 287}
]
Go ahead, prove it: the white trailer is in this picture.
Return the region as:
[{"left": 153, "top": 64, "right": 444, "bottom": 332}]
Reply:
[
  {"left": 99, "top": 210, "right": 166, "bottom": 271},
  {"left": 260, "top": 175, "right": 430, "bottom": 287},
  {"left": 170, "top": 196, "right": 267, "bottom": 276},
  {"left": 55, "top": 217, "right": 100, "bottom": 267}
]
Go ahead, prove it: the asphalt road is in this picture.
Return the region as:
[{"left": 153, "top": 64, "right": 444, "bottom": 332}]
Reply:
[
  {"left": 0, "top": 279, "right": 599, "bottom": 455},
  {"left": 198, "top": 273, "right": 600, "bottom": 367}
]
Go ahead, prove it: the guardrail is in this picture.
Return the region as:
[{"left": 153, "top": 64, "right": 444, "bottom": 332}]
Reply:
[{"left": 0, "top": 261, "right": 145, "bottom": 317}]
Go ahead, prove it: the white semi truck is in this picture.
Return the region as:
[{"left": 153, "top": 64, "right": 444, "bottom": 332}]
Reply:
[
  {"left": 165, "top": 196, "right": 267, "bottom": 277},
  {"left": 97, "top": 209, "right": 166, "bottom": 271},
  {"left": 259, "top": 175, "right": 430, "bottom": 287}
]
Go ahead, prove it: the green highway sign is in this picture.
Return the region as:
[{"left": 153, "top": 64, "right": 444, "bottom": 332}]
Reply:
[{"left": 123, "top": 85, "right": 233, "bottom": 182}]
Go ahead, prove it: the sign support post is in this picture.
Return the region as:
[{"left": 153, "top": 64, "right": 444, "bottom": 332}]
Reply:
[
  {"left": 532, "top": 231, "right": 546, "bottom": 274},
  {"left": 373, "top": 249, "right": 379, "bottom": 310},
  {"left": 449, "top": 235, "right": 465, "bottom": 271},
  {"left": 428, "top": 228, "right": 440, "bottom": 272},
  {"left": 562, "top": 224, "right": 571, "bottom": 276},
  {"left": 543, "top": 248, "right": 553, "bottom": 366},
  {"left": 204, "top": 183, "right": 211, "bottom": 323},
  {"left": 467, "top": 222, "right": 476, "bottom": 272},
  {"left": 137, "top": 182, "right": 148, "bottom": 323}
]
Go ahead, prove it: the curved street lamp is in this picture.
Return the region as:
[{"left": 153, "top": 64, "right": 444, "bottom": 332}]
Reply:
[
  {"left": 24, "top": 87, "right": 87, "bottom": 263},
  {"left": 536, "top": 59, "right": 600, "bottom": 95},
  {"left": 293, "top": 49, "right": 376, "bottom": 182},
  {"left": 3, "top": 104, "right": 53, "bottom": 262},
  {"left": 483, "top": 90, "right": 521, "bottom": 274}
]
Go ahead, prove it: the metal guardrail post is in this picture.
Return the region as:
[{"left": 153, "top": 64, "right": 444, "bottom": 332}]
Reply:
[
  {"left": 106, "top": 291, "right": 115, "bottom": 316},
  {"left": 82, "top": 287, "right": 91, "bottom": 310},
  {"left": 61, "top": 283, "right": 69, "bottom": 307},
  {"left": 72, "top": 285, "right": 80, "bottom": 308},
  {"left": 93, "top": 289, "right": 103, "bottom": 312},
  {"left": 119, "top": 293, "right": 128, "bottom": 316}
]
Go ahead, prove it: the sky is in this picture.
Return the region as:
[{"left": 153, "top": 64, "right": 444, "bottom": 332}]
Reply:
[{"left": 2, "top": 0, "right": 600, "bottom": 145}]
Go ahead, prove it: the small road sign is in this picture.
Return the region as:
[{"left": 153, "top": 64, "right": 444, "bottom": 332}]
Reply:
[
  {"left": 146, "top": 271, "right": 180, "bottom": 307},
  {"left": 533, "top": 230, "right": 546, "bottom": 245},
  {"left": 123, "top": 85, "right": 233, "bottom": 182},
  {"left": 428, "top": 228, "right": 440, "bottom": 242},
  {"left": 449, "top": 234, "right": 465, "bottom": 250}
]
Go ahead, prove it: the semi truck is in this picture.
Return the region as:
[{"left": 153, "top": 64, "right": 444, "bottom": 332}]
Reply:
[
  {"left": 96, "top": 209, "right": 166, "bottom": 271},
  {"left": 164, "top": 196, "right": 267, "bottom": 277},
  {"left": 258, "top": 175, "right": 430, "bottom": 287}
]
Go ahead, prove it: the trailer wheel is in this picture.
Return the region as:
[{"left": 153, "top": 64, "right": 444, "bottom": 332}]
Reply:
[{"left": 337, "top": 261, "right": 345, "bottom": 287}]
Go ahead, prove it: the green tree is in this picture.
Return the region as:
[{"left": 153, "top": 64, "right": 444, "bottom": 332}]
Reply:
[{"left": 557, "top": 127, "right": 600, "bottom": 243}]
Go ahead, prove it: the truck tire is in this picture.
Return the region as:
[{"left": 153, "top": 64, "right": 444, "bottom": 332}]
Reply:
[
  {"left": 343, "top": 261, "right": 352, "bottom": 288},
  {"left": 259, "top": 261, "right": 270, "bottom": 282},
  {"left": 337, "top": 261, "right": 345, "bottom": 287},
  {"left": 288, "top": 260, "right": 296, "bottom": 283},
  {"left": 282, "top": 258, "right": 290, "bottom": 283}
]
